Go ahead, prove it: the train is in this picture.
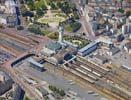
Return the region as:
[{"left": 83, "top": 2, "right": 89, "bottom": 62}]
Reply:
[
  {"left": 80, "top": 65, "right": 102, "bottom": 77},
  {"left": 75, "top": 68, "right": 98, "bottom": 81},
  {"left": 80, "top": 65, "right": 92, "bottom": 72}
]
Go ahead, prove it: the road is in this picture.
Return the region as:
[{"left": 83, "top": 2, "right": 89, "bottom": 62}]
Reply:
[
  {"left": 72, "top": 0, "right": 96, "bottom": 41},
  {"left": 1, "top": 41, "right": 45, "bottom": 100}
]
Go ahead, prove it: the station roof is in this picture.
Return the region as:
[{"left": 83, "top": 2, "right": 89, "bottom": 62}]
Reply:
[
  {"left": 79, "top": 41, "right": 99, "bottom": 53},
  {"left": 47, "top": 42, "right": 62, "bottom": 51},
  {"left": 28, "top": 58, "right": 43, "bottom": 68}
]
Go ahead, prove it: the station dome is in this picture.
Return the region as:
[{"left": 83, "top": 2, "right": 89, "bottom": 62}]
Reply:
[{"left": 47, "top": 42, "right": 62, "bottom": 51}]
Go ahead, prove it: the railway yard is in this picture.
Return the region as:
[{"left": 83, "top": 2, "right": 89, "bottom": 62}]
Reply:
[
  {"left": 0, "top": 30, "right": 130, "bottom": 100},
  {"left": 0, "top": 29, "right": 131, "bottom": 100},
  {"left": 0, "top": 30, "right": 38, "bottom": 65},
  {"left": 61, "top": 56, "right": 131, "bottom": 100}
]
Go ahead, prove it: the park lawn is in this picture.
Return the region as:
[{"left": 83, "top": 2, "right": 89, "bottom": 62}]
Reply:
[
  {"left": 42, "top": 29, "right": 51, "bottom": 35},
  {"left": 65, "top": 24, "right": 73, "bottom": 32},
  {"left": 37, "top": 16, "right": 65, "bottom": 23},
  {"left": 64, "top": 35, "right": 91, "bottom": 48}
]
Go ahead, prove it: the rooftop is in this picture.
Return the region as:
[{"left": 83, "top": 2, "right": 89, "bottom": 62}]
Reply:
[
  {"left": 125, "top": 42, "right": 131, "bottom": 49},
  {"left": 28, "top": 58, "right": 43, "bottom": 68},
  {"left": 94, "top": 54, "right": 108, "bottom": 62},
  {"left": 47, "top": 41, "right": 62, "bottom": 51},
  {"left": 79, "top": 41, "right": 99, "bottom": 53}
]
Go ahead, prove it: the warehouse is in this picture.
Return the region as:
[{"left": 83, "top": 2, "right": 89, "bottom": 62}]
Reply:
[
  {"left": 78, "top": 41, "right": 99, "bottom": 56},
  {"left": 28, "top": 58, "right": 45, "bottom": 72}
]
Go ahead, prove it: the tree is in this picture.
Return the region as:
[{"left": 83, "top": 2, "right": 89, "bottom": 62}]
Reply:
[
  {"left": 36, "top": 9, "right": 44, "bottom": 17},
  {"left": 126, "top": 10, "right": 131, "bottom": 17},
  {"left": 28, "top": 25, "right": 42, "bottom": 34},
  {"left": 50, "top": 2, "right": 57, "bottom": 10},
  {"left": 59, "top": 90, "right": 65, "bottom": 96}
]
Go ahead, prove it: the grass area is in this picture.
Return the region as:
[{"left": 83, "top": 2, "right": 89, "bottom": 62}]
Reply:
[
  {"left": 65, "top": 21, "right": 81, "bottom": 32},
  {"left": 35, "top": 0, "right": 46, "bottom": 9},
  {"left": 42, "top": 29, "right": 51, "bottom": 35},
  {"left": 38, "top": 16, "right": 65, "bottom": 23},
  {"left": 47, "top": 32, "right": 90, "bottom": 48},
  {"left": 47, "top": 32, "right": 59, "bottom": 40},
  {"left": 64, "top": 35, "right": 91, "bottom": 49}
]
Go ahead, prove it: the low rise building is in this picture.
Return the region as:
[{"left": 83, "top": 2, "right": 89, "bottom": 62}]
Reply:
[
  {"left": 0, "top": 14, "right": 17, "bottom": 25},
  {"left": 124, "top": 42, "right": 131, "bottom": 54},
  {"left": 28, "top": 58, "right": 45, "bottom": 72},
  {"left": 94, "top": 54, "right": 108, "bottom": 64},
  {"left": 35, "top": 86, "right": 48, "bottom": 98},
  {"left": 78, "top": 41, "right": 99, "bottom": 56},
  {"left": 12, "top": 84, "right": 25, "bottom": 100},
  {"left": 107, "top": 47, "right": 120, "bottom": 56}
]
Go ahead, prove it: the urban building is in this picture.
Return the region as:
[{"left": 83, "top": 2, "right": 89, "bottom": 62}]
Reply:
[
  {"left": 0, "top": 71, "right": 13, "bottom": 95},
  {"left": 28, "top": 58, "right": 45, "bottom": 72},
  {"left": 107, "top": 47, "right": 120, "bottom": 56},
  {"left": 124, "top": 42, "right": 131, "bottom": 54},
  {"left": 46, "top": 41, "right": 62, "bottom": 53},
  {"left": 12, "top": 84, "right": 25, "bottom": 100},
  {"left": 0, "top": 0, "right": 20, "bottom": 25},
  {"left": 35, "top": 86, "right": 48, "bottom": 98},
  {"left": 94, "top": 54, "right": 108, "bottom": 64},
  {"left": 0, "top": 14, "right": 17, "bottom": 25},
  {"left": 78, "top": 41, "right": 99, "bottom": 56}
]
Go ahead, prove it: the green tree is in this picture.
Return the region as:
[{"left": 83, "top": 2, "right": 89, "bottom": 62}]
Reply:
[
  {"left": 59, "top": 90, "right": 65, "bottom": 96},
  {"left": 126, "top": 10, "right": 131, "bottom": 17}
]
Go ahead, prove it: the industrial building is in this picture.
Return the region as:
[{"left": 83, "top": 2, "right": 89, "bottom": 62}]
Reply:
[
  {"left": 28, "top": 58, "right": 45, "bottom": 72},
  {"left": 0, "top": 71, "right": 13, "bottom": 95},
  {"left": 78, "top": 41, "right": 99, "bottom": 56}
]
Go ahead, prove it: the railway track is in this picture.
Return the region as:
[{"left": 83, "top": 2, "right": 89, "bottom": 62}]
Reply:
[
  {"left": 77, "top": 56, "right": 131, "bottom": 91},
  {"left": 0, "top": 31, "right": 37, "bottom": 46},
  {"left": 61, "top": 65, "right": 126, "bottom": 100},
  {"left": 74, "top": 56, "right": 131, "bottom": 99}
]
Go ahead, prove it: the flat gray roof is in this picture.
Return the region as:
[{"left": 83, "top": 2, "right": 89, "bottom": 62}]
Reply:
[
  {"left": 28, "top": 58, "right": 43, "bottom": 68},
  {"left": 79, "top": 41, "right": 99, "bottom": 53}
]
